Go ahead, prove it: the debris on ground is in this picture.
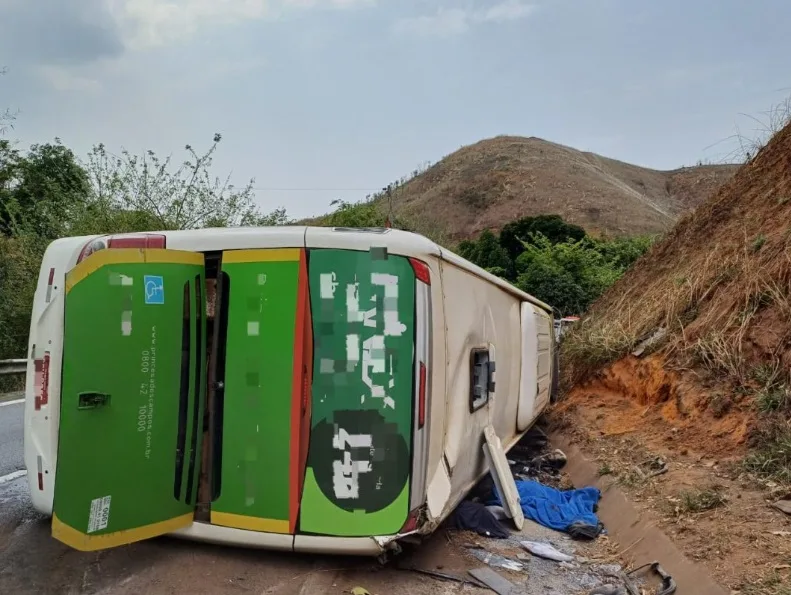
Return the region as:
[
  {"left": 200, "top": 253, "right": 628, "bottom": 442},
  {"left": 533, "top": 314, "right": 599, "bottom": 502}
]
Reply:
[
  {"left": 466, "top": 546, "right": 525, "bottom": 571},
  {"left": 433, "top": 427, "right": 635, "bottom": 594},
  {"left": 632, "top": 456, "right": 668, "bottom": 480},
  {"left": 623, "top": 562, "right": 677, "bottom": 595},
  {"left": 588, "top": 586, "right": 626, "bottom": 595},
  {"left": 468, "top": 566, "right": 517, "bottom": 595},
  {"left": 449, "top": 500, "right": 510, "bottom": 539},
  {"left": 396, "top": 565, "right": 488, "bottom": 588},
  {"left": 483, "top": 424, "right": 526, "bottom": 530},
  {"left": 520, "top": 540, "right": 574, "bottom": 562},
  {"left": 772, "top": 497, "right": 791, "bottom": 516},
  {"left": 489, "top": 479, "right": 603, "bottom": 540}
]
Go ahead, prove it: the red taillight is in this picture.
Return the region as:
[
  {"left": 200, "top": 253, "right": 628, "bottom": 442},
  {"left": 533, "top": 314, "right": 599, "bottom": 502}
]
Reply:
[
  {"left": 107, "top": 234, "right": 166, "bottom": 250},
  {"left": 400, "top": 509, "right": 420, "bottom": 533},
  {"left": 34, "top": 352, "right": 50, "bottom": 411},
  {"left": 418, "top": 361, "right": 427, "bottom": 428},
  {"left": 37, "top": 456, "right": 44, "bottom": 491},
  {"left": 77, "top": 236, "right": 108, "bottom": 263},
  {"left": 409, "top": 258, "right": 431, "bottom": 285},
  {"left": 78, "top": 233, "right": 166, "bottom": 263},
  {"left": 45, "top": 267, "right": 55, "bottom": 303}
]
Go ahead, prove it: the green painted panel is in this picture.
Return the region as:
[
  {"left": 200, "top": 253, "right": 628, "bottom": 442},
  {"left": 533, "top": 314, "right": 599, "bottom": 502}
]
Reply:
[
  {"left": 300, "top": 249, "right": 415, "bottom": 536},
  {"left": 55, "top": 260, "right": 205, "bottom": 537},
  {"left": 211, "top": 259, "right": 299, "bottom": 525}
]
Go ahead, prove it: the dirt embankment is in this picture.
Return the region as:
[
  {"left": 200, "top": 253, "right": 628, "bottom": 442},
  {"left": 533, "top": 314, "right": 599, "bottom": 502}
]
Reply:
[
  {"left": 561, "top": 355, "right": 753, "bottom": 459},
  {"left": 557, "top": 120, "right": 791, "bottom": 592}
]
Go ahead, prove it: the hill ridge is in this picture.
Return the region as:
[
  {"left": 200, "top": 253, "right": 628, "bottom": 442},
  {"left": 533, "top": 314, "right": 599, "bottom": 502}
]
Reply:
[{"left": 369, "top": 135, "right": 737, "bottom": 241}]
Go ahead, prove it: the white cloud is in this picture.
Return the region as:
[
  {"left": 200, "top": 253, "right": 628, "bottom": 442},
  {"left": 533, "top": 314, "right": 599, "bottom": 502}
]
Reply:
[
  {"left": 393, "top": 8, "right": 470, "bottom": 37},
  {"left": 104, "top": 0, "right": 375, "bottom": 49},
  {"left": 36, "top": 65, "right": 103, "bottom": 92},
  {"left": 481, "top": 0, "right": 536, "bottom": 23},
  {"left": 394, "top": 1, "right": 535, "bottom": 37}
]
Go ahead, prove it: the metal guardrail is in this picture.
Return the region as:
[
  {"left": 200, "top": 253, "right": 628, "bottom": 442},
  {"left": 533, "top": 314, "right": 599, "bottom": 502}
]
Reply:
[{"left": 0, "top": 359, "right": 27, "bottom": 376}]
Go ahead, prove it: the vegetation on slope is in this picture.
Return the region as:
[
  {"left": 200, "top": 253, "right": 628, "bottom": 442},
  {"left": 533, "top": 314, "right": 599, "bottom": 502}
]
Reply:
[{"left": 561, "top": 117, "right": 791, "bottom": 484}]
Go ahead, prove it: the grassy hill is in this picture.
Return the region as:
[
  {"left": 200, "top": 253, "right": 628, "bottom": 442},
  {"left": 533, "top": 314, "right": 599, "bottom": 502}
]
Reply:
[{"left": 314, "top": 136, "right": 737, "bottom": 242}]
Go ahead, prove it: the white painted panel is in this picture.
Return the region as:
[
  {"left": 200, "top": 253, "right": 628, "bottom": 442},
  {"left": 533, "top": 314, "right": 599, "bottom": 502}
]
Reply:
[
  {"left": 426, "top": 460, "right": 452, "bottom": 520},
  {"left": 440, "top": 261, "right": 522, "bottom": 497},
  {"left": 483, "top": 425, "right": 524, "bottom": 530},
  {"left": 24, "top": 236, "right": 92, "bottom": 516},
  {"left": 534, "top": 311, "right": 553, "bottom": 412},
  {"left": 410, "top": 280, "right": 431, "bottom": 510},
  {"left": 517, "top": 302, "right": 539, "bottom": 431}
]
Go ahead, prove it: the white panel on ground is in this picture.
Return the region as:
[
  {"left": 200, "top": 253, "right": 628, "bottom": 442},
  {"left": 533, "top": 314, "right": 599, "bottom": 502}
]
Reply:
[{"left": 482, "top": 425, "right": 524, "bottom": 530}]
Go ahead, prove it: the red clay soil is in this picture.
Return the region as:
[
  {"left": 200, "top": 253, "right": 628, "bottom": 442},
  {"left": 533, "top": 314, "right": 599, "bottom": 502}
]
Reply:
[{"left": 560, "top": 355, "right": 755, "bottom": 460}]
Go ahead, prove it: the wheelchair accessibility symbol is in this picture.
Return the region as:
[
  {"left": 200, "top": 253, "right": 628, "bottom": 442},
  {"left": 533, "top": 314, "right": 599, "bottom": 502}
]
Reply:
[{"left": 144, "top": 275, "right": 165, "bottom": 305}]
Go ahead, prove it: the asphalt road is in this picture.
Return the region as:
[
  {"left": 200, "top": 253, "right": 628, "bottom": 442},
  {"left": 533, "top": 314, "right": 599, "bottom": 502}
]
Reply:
[
  {"left": 0, "top": 395, "right": 464, "bottom": 595},
  {"left": 0, "top": 394, "right": 610, "bottom": 595},
  {"left": 0, "top": 395, "right": 24, "bottom": 478}
]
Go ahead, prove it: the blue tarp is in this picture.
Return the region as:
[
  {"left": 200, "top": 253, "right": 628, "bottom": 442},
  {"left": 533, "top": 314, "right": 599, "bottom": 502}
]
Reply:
[{"left": 488, "top": 479, "right": 602, "bottom": 537}]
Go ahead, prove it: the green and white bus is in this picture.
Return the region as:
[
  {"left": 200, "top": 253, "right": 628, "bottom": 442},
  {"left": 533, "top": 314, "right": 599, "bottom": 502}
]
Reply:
[{"left": 23, "top": 226, "right": 555, "bottom": 554}]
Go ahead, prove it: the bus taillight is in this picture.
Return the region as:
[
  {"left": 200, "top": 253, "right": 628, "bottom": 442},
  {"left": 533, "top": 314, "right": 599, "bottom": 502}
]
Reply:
[
  {"left": 400, "top": 509, "right": 421, "bottom": 534},
  {"left": 77, "top": 233, "right": 167, "bottom": 263},
  {"left": 107, "top": 234, "right": 166, "bottom": 250},
  {"left": 409, "top": 258, "right": 431, "bottom": 285},
  {"left": 418, "top": 362, "right": 427, "bottom": 429},
  {"left": 34, "top": 352, "right": 50, "bottom": 410},
  {"left": 37, "top": 456, "right": 44, "bottom": 491}
]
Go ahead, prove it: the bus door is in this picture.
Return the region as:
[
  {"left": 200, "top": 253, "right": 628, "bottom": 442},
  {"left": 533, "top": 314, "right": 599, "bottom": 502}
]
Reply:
[
  {"left": 208, "top": 249, "right": 311, "bottom": 535},
  {"left": 53, "top": 248, "right": 207, "bottom": 551}
]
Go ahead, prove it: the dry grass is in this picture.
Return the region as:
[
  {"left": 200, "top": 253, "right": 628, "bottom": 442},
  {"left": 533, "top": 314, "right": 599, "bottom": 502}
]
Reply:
[
  {"left": 369, "top": 135, "right": 737, "bottom": 242},
  {"left": 559, "top": 118, "right": 791, "bottom": 496},
  {"left": 739, "top": 572, "right": 791, "bottom": 595},
  {"left": 676, "top": 485, "right": 728, "bottom": 514},
  {"left": 743, "top": 419, "right": 791, "bottom": 484}
]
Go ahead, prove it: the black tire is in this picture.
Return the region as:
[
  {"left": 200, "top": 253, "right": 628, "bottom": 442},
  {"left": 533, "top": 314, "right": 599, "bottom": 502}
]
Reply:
[{"left": 550, "top": 343, "right": 560, "bottom": 403}]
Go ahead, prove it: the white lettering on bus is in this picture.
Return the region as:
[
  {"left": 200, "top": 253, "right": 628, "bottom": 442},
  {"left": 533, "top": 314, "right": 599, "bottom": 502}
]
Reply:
[{"left": 331, "top": 426, "right": 373, "bottom": 499}]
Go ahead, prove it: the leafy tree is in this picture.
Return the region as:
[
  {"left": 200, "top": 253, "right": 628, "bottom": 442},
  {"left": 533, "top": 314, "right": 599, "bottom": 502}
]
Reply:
[
  {"left": 84, "top": 134, "right": 276, "bottom": 230},
  {"left": 0, "top": 133, "right": 289, "bottom": 366},
  {"left": 589, "top": 234, "right": 655, "bottom": 270},
  {"left": 514, "top": 233, "right": 622, "bottom": 315},
  {"left": 0, "top": 139, "right": 91, "bottom": 239},
  {"left": 473, "top": 230, "right": 514, "bottom": 275},
  {"left": 0, "top": 233, "right": 46, "bottom": 367},
  {"left": 314, "top": 199, "right": 414, "bottom": 230},
  {"left": 453, "top": 215, "right": 652, "bottom": 316},
  {"left": 0, "top": 67, "right": 16, "bottom": 136},
  {"left": 500, "top": 214, "right": 586, "bottom": 260}
]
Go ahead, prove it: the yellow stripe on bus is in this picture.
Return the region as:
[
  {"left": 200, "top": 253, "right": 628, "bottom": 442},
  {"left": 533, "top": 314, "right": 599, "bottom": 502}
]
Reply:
[
  {"left": 52, "top": 512, "right": 194, "bottom": 551},
  {"left": 210, "top": 511, "right": 290, "bottom": 534},
  {"left": 65, "top": 249, "right": 204, "bottom": 294},
  {"left": 222, "top": 249, "right": 301, "bottom": 264}
]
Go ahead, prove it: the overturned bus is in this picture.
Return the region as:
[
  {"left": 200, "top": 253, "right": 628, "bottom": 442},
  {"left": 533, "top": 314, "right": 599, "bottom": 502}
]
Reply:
[{"left": 23, "top": 226, "right": 556, "bottom": 554}]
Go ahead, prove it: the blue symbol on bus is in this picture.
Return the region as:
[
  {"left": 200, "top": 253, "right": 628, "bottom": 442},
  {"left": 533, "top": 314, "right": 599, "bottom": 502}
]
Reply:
[{"left": 144, "top": 275, "right": 165, "bottom": 305}]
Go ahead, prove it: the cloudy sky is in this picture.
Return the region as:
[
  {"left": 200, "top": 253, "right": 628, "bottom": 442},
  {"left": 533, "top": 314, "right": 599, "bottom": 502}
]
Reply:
[{"left": 1, "top": 0, "right": 790, "bottom": 219}]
